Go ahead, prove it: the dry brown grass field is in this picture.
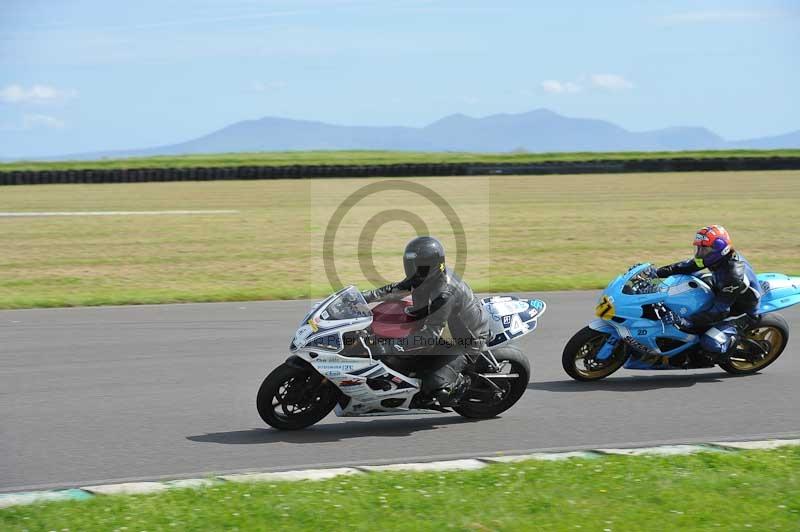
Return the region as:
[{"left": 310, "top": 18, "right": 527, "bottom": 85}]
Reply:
[{"left": 0, "top": 170, "right": 797, "bottom": 308}]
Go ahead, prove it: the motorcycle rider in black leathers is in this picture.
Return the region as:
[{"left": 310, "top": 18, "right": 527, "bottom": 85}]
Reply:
[
  {"left": 655, "top": 225, "right": 761, "bottom": 363},
  {"left": 361, "top": 236, "right": 491, "bottom": 406}
]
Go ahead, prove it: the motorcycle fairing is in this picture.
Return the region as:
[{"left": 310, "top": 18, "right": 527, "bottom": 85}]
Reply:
[
  {"left": 588, "top": 318, "right": 615, "bottom": 334},
  {"left": 590, "top": 316, "right": 698, "bottom": 367},
  {"left": 292, "top": 349, "right": 429, "bottom": 416},
  {"left": 589, "top": 264, "right": 708, "bottom": 370},
  {"left": 294, "top": 361, "right": 424, "bottom": 415},
  {"left": 757, "top": 273, "right": 800, "bottom": 313},
  {"left": 483, "top": 296, "right": 547, "bottom": 347},
  {"left": 291, "top": 286, "right": 372, "bottom": 353}
]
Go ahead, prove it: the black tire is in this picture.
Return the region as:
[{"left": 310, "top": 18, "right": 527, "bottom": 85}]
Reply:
[
  {"left": 256, "top": 363, "right": 339, "bottom": 430},
  {"left": 562, "top": 326, "right": 627, "bottom": 381},
  {"left": 453, "top": 345, "right": 530, "bottom": 419},
  {"left": 719, "top": 314, "right": 790, "bottom": 375}
]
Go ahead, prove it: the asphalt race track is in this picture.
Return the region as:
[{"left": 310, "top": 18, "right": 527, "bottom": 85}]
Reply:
[{"left": 2, "top": 292, "right": 798, "bottom": 493}]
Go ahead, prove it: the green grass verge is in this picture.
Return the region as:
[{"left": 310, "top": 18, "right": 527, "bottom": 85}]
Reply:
[
  {"left": 2, "top": 448, "right": 799, "bottom": 530},
  {"left": 1, "top": 171, "right": 798, "bottom": 309},
  {"left": 2, "top": 148, "right": 799, "bottom": 171}
]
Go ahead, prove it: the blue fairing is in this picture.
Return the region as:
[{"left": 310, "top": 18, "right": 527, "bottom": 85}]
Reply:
[
  {"left": 588, "top": 318, "right": 616, "bottom": 334},
  {"left": 587, "top": 319, "right": 619, "bottom": 360},
  {"left": 586, "top": 263, "right": 799, "bottom": 371},
  {"left": 757, "top": 273, "right": 800, "bottom": 313}
]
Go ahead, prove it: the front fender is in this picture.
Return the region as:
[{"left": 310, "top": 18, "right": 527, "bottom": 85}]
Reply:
[
  {"left": 587, "top": 319, "right": 622, "bottom": 361},
  {"left": 284, "top": 354, "right": 313, "bottom": 370},
  {"left": 588, "top": 319, "right": 618, "bottom": 335}
]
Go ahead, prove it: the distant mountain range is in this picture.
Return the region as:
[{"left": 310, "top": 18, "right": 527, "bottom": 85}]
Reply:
[{"left": 31, "top": 109, "right": 800, "bottom": 160}]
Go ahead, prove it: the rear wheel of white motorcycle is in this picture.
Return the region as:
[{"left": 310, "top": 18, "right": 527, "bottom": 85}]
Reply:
[
  {"left": 719, "top": 314, "right": 790, "bottom": 375},
  {"left": 453, "top": 346, "right": 530, "bottom": 419},
  {"left": 562, "top": 326, "right": 627, "bottom": 381},
  {"left": 257, "top": 363, "right": 339, "bottom": 430}
]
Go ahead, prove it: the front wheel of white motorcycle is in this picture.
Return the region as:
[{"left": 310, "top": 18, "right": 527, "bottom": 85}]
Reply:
[
  {"left": 453, "top": 345, "right": 530, "bottom": 419},
  {"left": 257, "top": 363, "right": 339, "bottom": 430}
]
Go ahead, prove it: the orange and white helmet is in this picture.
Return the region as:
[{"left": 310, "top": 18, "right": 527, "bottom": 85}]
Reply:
[{"left": 693, "top": 225, "right": 733, "bottom": 267}]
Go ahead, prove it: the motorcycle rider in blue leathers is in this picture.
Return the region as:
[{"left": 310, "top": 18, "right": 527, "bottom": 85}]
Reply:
[{"left": 655, "top": 225, "right": 761, "bottom": 363}]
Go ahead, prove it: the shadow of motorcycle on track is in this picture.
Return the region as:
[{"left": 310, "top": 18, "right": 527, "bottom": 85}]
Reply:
[
  {"left": 528, "top": 372, "right": 742, "bottom": 393},
  {"left": 187, "top": 415, "right": 488, "bottom": 445}
]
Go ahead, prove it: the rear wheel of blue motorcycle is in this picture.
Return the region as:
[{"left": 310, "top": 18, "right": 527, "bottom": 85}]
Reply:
[
  {"left": 453, "top": 346, "right": 530, "bottom": 419},
  {"left": 257, "top": 363, "right": 339, "bottom": 430},
  {"left": 562, "top": 326, "right": 627, "bottom": 381},
  {"left": 719, "top": 314, "right": 789, "bottom": 375}
]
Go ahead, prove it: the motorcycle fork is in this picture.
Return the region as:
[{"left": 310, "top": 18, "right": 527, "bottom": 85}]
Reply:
[{"left": 596, "top": 335, "right": 620, "bottom": 360}]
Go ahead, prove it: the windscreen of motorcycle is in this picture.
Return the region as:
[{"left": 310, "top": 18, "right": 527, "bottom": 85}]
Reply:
[{"left": 322, "top": 287, "right": 372, "bottom": 321}]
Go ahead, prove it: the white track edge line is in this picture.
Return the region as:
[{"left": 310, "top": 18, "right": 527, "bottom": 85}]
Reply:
[{"left": 0, "top": 210, "right": 239, "bottom": 217}]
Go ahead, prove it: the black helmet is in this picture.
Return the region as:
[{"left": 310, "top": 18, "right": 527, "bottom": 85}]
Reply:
[{"left": 403, "top": 236, "right": 445, "bottom": 287}]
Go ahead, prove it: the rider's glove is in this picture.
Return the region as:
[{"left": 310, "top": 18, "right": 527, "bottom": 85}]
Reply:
[
  {"left": 361, "top": 290, "right": 377, "bottom": 304},
  {"left": 675, "top": 317, "right": 695, "bottom": 332},
  {"left": 373, "top": 338, "right": 405, "bottom": 357},
  {"left": 655, "top": 265, "right": 674, "bottom": 278},
  {"left": 663, "top": 310, "right": 694, "bottom": 332}
]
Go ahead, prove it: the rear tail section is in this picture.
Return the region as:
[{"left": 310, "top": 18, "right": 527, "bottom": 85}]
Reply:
[{"left": 757, "top": 274, "right": 800, "bottom": 313}]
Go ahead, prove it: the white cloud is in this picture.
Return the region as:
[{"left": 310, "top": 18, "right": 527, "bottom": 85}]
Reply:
[
  {"left": 23, "top": 114, "right": 65, "bottom": 129},
  {"left": 251, "top": 81, "right": 288, "bottom": 92},
  {"left": 660, "top": 10, "right": 786, "bottom": 24},
  {"left": 0, "top": 114, "right": 66, "bottom": 131},
  {"left": 0, "top": 84, "right": 77, "bottom": 104},
  {"left": 589, "top": 74, "right": 633, "bottom": 91},
  {"left": 540, "top": 80, "right": 581, "bottom": 94},
  {"left": 539, "top": 75, "right": 633, "bottom": 94}
]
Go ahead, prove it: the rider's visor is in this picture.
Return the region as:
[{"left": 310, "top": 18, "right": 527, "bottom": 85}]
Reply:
[{"left": 694, "top": 245, "right": 712, "bottom": 259}]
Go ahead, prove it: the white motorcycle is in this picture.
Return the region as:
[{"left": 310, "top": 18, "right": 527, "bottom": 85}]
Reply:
[{"left": 257, "top": 285, "right": 546, "bottom": 430}]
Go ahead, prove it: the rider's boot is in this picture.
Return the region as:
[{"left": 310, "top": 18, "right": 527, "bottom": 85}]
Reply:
[
  {"left": 724, "top": 314, "right": 763, "bottom": 363},
  {"left": 432, "top": 374, "right": 471, "bottom": 407},
  {"left": 715, "top": 351, "right": 732, "bottom": 365}
]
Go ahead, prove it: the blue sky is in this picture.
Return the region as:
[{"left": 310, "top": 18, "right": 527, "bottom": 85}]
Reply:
[{"left": 1, "top": 0, "right": 798, "bottom": 158}]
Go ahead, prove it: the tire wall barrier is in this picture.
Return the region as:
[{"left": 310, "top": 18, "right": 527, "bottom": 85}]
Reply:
[{"left": 1, "top": 157, "right": 800, "bottom": 185}]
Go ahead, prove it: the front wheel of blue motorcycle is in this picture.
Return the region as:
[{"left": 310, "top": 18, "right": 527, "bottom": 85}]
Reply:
[{"left": 562, "top": 326, "right": 627, "bottom": 381}]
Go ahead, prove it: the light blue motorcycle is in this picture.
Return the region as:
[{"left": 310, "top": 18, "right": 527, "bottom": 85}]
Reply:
[{"left": 563, "top": 263, "right": 800, "bottom": 381}]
